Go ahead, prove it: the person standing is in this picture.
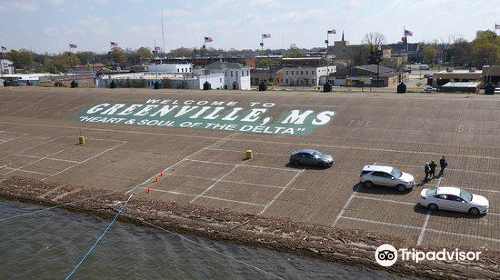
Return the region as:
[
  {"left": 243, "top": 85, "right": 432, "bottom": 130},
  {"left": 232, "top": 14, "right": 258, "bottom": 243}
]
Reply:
[
  {"left": 424, "top": 163, "right": 431, "bottom": 182},
  {"left": 439, "top": 157, "right": 448, "bottom": 177},
  {"left": 429, "top": 161, "right": 437, "bottom": 179}
]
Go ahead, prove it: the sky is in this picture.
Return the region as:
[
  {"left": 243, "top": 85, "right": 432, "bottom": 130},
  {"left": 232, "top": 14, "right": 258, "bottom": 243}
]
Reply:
[{"left": 0, "top": 0, "right": 499, "bottom": 54}]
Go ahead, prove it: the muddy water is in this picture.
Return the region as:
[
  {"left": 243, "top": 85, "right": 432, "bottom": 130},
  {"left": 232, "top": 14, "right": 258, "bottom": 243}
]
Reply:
[{"left": 0, "top": 199, "right": 422, "bottom": 280}]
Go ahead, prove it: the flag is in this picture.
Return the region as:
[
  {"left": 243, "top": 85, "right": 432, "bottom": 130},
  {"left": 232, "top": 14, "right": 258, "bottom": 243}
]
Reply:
[
  {"left": 110, "top": 41, "right": 118, "bottom": 47},
  {"left": 496, "top": 24, "right": 500, "bottom": 30},
  {"left": 327, "top": 29, "right": 336, "bottom": 34},
  {"left": 204, "top": 37, "right": 213, "bottom": 43},
  {"left": 154, "top": 46, "right": 161, "bottom": 51},
  {"left": 1, "top": 46, "right": 6, "bottom": 51},
  {"left": 69, "top": 43, "right": 77, "bottom": 48},
  {"left": 404, "top": 29, "right": 413, "bottom": 36},
  {"left": 262, "top": 33, "right": 271, "bottom": 39}
]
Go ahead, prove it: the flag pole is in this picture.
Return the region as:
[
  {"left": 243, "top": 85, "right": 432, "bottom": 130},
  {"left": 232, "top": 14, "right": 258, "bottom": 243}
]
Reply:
[
  {"left": 161, "top": 8, "right": 165, "bottom": 58},
  {"left": 326, "top": 30, "right": 329, "bottom": 85}
]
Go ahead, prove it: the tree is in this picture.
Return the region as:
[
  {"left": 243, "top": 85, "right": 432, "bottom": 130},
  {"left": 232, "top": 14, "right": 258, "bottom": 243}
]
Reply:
[
  {"left": 422, "top": 43, "right": 439, "bottom": 64},
  {"left": 347, "top": 45, "right": 368, "bottom": 66},
  {"left": 363, "top": 33, "right": 385, "bottom": 66},
  {"left": 76, "top": 51, "right": 95, "bottom": 65},
  {"left": 471, "top": 30, "right": 500, "bottom": 68},
  {"left": 416, "top": 82, "right": 423, "bottom": 91},
  {"left": 448, "top": 37, "right": 471, "bottom": 66},
  {"left": 136, "top": 47, "right": 153, "bottom": 63},
  {"left": 54, "top": 52, "right": 81, "bottom": 70},
  {"left": 110, "top": 47, "right": 127, "bottom": 68},
  {"left": 6, "top": 49, "right": 34, "bottom": 70},
  {"left": 169, "top": 47, "right": 195, "bottom": 57},
  {"left": 363, "top": 32, "right": 386, "bottom": 54},
  {"left": 283, "top": 44, "right": 304, "bottom": 58}
]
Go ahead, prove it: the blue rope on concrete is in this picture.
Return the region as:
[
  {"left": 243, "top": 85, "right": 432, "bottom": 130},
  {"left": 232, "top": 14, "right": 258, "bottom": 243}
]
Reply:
[{"left": 64, "top": 194, "right": 133, "bottom": 280}]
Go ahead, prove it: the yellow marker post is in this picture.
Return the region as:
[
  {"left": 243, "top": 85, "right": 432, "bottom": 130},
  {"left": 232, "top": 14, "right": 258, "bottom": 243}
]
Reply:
[{"left": 246, "top": 149, "right": 253, "bottom": 160}]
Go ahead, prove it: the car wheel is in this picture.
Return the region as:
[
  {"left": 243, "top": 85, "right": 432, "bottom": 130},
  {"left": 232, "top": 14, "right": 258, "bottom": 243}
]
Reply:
[
  {"left": 428, "top": 203, "right": 438, "bottom": 211},
  {"left": 292, "top": 160, "right": 299, "bottom": 166},
  {"left": 364, "top": 181, "right": 373, "bottom": 188},
  {"left": 469, "top": 207, "right": 480, "bottom": 216},
  {"left": 397, "top": 184, "right": 406, "bottom": 192}
]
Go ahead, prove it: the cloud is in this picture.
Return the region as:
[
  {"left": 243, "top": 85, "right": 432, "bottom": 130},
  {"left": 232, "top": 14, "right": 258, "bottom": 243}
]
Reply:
[
  {"left": 78, "top": 16, "right": 109, "bottom": 35},
  {"left": 44, "top": 26, "right": 72, "bottom": 37}
]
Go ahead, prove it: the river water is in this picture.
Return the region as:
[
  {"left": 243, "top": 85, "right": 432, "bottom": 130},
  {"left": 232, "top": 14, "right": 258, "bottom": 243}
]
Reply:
[{"left": 0, "top": 199, "right": 422, "bottom": 280}]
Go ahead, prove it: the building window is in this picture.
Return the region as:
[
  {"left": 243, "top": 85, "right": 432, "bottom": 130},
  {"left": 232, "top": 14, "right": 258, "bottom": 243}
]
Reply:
[
  {"left": 301, "top": 71, "right": 303, "bottom": 75},
  {"left": 306, "top": 71, "right": 309, "bottom": 75},
  {"left": 236, "top": 71, "right": 238, "bottom": 77},
  {"left": 285, "top": 78, "right": 288, "bottom": 84},
  {"left": 231, "top": 71, "right": 233, "bottom": 77},
  {"left": 177, "top": 69, "right": 180, "bottom": 73}
]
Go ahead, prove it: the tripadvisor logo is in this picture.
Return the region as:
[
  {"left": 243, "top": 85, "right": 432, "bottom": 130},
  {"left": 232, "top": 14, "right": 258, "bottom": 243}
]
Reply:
[{"left": 375, "top": 244, "right": 481, "bottom": 267}]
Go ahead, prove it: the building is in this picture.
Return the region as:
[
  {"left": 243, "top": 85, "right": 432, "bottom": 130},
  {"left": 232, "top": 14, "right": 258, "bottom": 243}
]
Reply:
[
  {"left": 250, "top": 68, "right": 283, "bottom": 86},
  {"left": 439, "top": 82, "right": 480, "bottom": 93},
  {"left": 346, "top": 64, "right": 408, "bottom": 87},
  {"left": 198, "top": 61, "right": 251, "bottom": 90},
  {"left": 281, "top": 57, "right": 325, "bottom": 67},
  {"left": 0, "top": 59, "right": 14, "bottom": 75},
  {"left": 482, "top": 65, "right": 500, "bottom": 87},
  {"left": 148, "top": 63, "right": 193, "bottom": 74},
  {"left": 327, "top": 32, "right": 350, "bottom": 59},
  {"left": 282, "top": 66, "right": 336, "bottom": 86},
  {"left": 96, "top": 72, "right": 221, "bottom": 90},
  {"left": 432, "top": 68, "right": 482, "bottom": 87}
]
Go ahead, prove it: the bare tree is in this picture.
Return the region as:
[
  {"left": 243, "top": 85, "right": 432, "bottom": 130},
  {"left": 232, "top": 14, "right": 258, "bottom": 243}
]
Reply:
[
  {"left": 363, "top": 32, "right": 386, "bottom": 53},
  {"left": 347, "top": 45, "right": 368, "bottom": 67}
]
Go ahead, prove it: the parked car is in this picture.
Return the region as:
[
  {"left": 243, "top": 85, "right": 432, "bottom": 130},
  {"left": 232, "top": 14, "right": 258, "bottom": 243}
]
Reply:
[
  {"left": 405, "top": 68, "right": 412, "bottom": 73},
  {"left": 495, "top": 88, "right": 500, "bottom": 94},
  {"left": 290, "top": 149, "right": 333, "bottom": 167},
  {"left": 419, "top": 187, "right": 489, "bottom": 216},
  {"left": 360, "top": 165, "right": 415, "bottom": 192},
  {"left": 423, "top": 74, "right": 433, "bottom": 79},
  {"left": 419, "top": 65, "right": 430, "bottom": 70},
  {"left": 424, "top": 86, "right": 436, "bottom": 92}
]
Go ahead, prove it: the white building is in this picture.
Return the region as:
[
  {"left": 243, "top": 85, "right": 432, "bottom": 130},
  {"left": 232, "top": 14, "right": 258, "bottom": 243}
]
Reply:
[
  {"left": 148, "top": 63, "right": 193, "bottom": 74},
  {"left": 282, "top": 66, "right": 336, "bottom": 86},
  {"left": 197, "top": 61, "right": 251, "bottom": 90},
  {"left": 96, "top": 71, "right": 227, "bottom": 90},
  {"left": 1, "top": 59, "right": 14, "bottom": 75}
]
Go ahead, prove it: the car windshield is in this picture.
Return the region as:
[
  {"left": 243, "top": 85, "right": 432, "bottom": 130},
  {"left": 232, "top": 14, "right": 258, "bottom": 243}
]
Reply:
[
  {"left": 312, "top": 151, "right": 322, "bottom": 157},
  {"left": 426, "top": 188, "right": 437, "bottom": 196},
  {"left": 460, "top": 190, "right": 473, "bottom": 202},
  {"left": 390, "top": 168, "right": 403, "bottom": 178}
]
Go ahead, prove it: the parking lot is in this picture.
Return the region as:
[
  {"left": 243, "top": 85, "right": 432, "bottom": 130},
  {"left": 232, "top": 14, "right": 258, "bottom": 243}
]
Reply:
[{"left": 1, "top": 86, "right": 500, "bottom": 250}]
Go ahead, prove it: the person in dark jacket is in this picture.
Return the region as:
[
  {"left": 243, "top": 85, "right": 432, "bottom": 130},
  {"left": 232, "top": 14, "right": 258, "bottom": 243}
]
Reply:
[
  {"left": 439, "top": 157, "right": 448, "bottom": 177},
  {"left": 424, "top": 163, "right": 431, "bottom": 182},
  {"left": 429, "top": 161, "right": 437, "bottom": 179}
]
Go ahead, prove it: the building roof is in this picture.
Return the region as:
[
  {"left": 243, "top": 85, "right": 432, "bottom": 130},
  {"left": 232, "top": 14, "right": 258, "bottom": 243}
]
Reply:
[
  {"left": 436, "top": 69, "right": 482, "bottom": 74},
  {"left": 204, "top": 60, "right": 247, "bottom": 70},
  {"left": 351, "top": 64, "right": 400, "bottom": 77},
  {"left": 282, "top": 57, "right": 323, "bottom": 60},
  {"left": 441, "top": 82, "right": 480, "bottom": 88}
]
